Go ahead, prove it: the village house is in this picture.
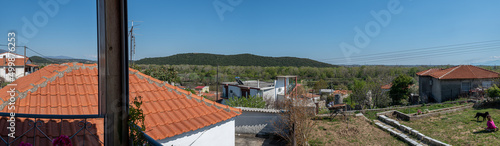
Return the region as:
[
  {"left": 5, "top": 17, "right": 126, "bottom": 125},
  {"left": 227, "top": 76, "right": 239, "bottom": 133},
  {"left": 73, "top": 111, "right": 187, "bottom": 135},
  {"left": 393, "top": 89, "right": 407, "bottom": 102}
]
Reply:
[
  {"left": 0, "top": 52, "right": 39, "bottom": 82},
  {"left": 221, "top": 75, "right": 298, "bottom": 102},
  {"left": 194, "top": 85, "right": 209, "bottom": 93},
  {"left": 0, "top": 63, "right": 241, "bottom": 145},
  {"left": 416, "top": 65, "right": 500, "bottom": 103}
]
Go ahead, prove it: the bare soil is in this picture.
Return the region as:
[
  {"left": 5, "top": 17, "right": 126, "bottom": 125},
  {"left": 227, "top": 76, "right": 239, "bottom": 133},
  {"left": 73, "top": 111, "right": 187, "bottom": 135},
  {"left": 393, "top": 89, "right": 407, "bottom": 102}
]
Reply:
[{"left": 309, "top": 116, "right": 407, "bottom": 146}]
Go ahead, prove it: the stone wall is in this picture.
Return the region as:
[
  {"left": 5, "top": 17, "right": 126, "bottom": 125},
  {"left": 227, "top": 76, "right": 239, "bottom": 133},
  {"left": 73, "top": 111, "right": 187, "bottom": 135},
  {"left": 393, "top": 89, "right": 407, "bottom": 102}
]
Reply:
[
  {"left": 377, "top": 104, "right": 473, "bottom": 121},
  {"left": 378, "top": 115, "right": 451, "bottom": 146}
]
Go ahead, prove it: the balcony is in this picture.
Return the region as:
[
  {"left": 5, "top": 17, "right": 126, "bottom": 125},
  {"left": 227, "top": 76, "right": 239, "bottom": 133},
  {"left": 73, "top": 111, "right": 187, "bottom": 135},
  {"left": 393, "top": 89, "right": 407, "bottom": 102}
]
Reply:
[{"left": 0, "top": 113, "right": 160, "bottom": 146}]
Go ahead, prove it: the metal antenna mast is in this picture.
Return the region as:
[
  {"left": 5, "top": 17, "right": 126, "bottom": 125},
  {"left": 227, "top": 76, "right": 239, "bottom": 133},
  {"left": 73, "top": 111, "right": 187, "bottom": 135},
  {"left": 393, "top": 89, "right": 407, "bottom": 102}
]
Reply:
[{"left": 129, "top": 20, "right": 142, "bottom": 64}]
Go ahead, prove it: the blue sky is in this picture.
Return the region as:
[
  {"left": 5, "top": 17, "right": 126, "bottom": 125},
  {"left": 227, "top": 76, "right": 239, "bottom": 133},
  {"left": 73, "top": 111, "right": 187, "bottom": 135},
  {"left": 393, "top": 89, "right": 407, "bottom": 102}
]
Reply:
[{"left": 1, "top": 0, "right": 499, "bottom": 65}]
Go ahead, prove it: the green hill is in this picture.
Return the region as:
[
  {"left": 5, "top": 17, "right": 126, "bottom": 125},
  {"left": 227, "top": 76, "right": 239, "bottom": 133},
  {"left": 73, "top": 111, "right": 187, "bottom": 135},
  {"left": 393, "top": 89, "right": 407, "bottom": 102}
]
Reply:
[
  {"left": 135, "top": 53, "right": 336, "bottom": 67},
  {"left": 30, "top": 56, "right": 96, "bottom": 64}
]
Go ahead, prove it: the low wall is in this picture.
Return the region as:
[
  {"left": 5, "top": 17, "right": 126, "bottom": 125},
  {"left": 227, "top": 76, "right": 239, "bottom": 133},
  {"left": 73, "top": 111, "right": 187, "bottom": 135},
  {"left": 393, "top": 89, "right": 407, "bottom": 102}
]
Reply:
[
  {"left": 377, "top": 104, "right": 473, "bottom": 121},
  {"left": 234, "top": 107, "right": 281, "bottom": 135},
  {"left": 378, "top": 115, "right": 451, "bottom": 146},
  {"left": 346, "top": 100, "right": 472, "bottom": 114}
]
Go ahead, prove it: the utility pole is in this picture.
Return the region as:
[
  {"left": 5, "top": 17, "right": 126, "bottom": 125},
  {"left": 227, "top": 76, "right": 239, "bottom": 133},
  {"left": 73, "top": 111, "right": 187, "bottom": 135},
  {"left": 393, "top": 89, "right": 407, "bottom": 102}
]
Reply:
[
  {"left": 24, "top": 46, "right": 26, "bottom": 75},
  {"left": 216, "top": 65, "right": 219, "bottom": 102}
]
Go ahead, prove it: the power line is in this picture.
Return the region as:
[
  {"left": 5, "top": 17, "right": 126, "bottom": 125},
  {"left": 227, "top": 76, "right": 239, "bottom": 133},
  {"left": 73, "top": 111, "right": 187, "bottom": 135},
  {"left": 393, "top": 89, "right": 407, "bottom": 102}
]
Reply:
[
  {"left": 319, "top": 40, "right": 500, "bottom": 61},
  {"left": 337, "top": 46, "right": 499, "bottom": 64},
  {"left": 323, "top": 42, "right": 500, "bottom": 62},
  {"left": 24, "top": 47, "right": 57, "bottom": 63}
]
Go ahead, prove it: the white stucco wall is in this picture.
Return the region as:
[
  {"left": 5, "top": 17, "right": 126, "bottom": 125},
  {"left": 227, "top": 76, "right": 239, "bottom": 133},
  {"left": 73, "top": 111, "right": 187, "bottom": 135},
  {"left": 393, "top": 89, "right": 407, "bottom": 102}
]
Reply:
[
  {"left": 262, "top": 88, "right": 275, "bottom": 101},
  {"left": 0, "top": 66, "right": 25, "bottom": 82},
  {"left": 275, "top": 78, "right": 285, "bottom": 95},
  {"left": 158, "top": 118, "right": 235, "bottom": 146}
]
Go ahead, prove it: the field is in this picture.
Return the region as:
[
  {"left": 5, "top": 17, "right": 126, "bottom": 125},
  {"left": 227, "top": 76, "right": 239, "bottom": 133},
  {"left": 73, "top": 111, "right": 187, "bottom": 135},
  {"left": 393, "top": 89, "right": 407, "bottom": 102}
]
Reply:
[
  {"left": 400, "top": 108, "right": 500, "bottom": 145},
  {"left": 309, "top": 116, "right": 407, "bottom": 146}
]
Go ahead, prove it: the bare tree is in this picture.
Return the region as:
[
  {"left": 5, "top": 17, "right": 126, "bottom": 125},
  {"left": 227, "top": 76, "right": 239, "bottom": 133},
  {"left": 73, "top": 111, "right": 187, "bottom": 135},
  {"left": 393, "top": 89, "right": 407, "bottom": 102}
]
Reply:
[{"left": 273, "top": 98, "right": 315, "bottom": 145}]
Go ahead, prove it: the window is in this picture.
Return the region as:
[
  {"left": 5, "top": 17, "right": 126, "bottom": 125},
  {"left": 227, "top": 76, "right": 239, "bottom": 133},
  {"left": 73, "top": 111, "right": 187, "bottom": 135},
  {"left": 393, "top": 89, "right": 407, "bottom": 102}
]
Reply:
[
  {"left": 482, "top": 81, "right": 492, "bottom": 88},
  {"left": 461, "top": 81, "right": 471, "bottom": 92}
]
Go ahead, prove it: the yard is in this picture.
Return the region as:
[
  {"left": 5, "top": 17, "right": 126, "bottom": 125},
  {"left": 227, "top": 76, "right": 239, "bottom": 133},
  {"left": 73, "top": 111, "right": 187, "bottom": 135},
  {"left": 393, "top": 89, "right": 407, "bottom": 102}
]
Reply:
[
  {"left": 397, "top": 102, "right": 471, "bottom": 114},
  {"left": 309, "top": 116, "right": 407, "bottom": 146},
  {"left": 400, "top": 108, "right": 500, "bottom": 145}
]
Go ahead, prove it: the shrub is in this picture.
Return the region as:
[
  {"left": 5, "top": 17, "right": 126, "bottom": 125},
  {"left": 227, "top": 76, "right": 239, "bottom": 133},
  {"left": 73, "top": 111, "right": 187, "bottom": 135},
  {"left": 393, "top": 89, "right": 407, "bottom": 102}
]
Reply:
[
  {"left": 129, "top": 96, "right": 146, "bottom": 145},
  {"left": 487, "top": 85, "right": 500, "bottom": 98},
  {"left": 225, "top": 95, "right": 266, "bottom": 108}
]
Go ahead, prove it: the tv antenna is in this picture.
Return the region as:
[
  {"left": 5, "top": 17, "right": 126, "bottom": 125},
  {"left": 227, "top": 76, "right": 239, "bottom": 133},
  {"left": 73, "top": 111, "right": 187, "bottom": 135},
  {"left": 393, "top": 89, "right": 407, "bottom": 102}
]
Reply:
[{"left": 129, "top": 20, "right": 143, "bottom": 64}]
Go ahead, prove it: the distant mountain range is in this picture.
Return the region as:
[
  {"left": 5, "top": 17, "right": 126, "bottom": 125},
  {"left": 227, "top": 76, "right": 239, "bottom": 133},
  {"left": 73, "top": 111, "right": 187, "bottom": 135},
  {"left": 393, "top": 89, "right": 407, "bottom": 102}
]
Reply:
[
  {"left": 472, "top": 59, "right": 500, "bottom": 66},
  {"left": 30, "top": 56, "right": 96, "bottom": 64},
  {"left": 46, "top": 55, "right": 75, "bottom": 59},
  {"left": 135, "top": 53, "right": 337, "bottom": 67}
]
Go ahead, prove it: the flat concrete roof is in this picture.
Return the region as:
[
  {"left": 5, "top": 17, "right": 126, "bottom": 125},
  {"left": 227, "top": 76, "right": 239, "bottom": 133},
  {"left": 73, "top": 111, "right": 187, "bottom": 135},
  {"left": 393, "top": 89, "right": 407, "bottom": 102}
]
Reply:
[{"left": 221, "top": 80, "right": 274, "bottom": 89}]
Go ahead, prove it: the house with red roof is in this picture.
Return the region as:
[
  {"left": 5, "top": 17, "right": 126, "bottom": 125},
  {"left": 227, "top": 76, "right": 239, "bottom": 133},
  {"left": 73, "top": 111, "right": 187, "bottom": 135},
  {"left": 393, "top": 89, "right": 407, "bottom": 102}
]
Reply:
[
  {"left": 0, "top": 63, "right": 241, "bottom": 145},
  {"left": 194, "top": 86, "right": 209, "bottom": 93},
  {"left": 416, "top": 65, "right": 500, "bottom": 103},
  {"left": 0, "top": 52, "right": 39, "bottom": 82}
]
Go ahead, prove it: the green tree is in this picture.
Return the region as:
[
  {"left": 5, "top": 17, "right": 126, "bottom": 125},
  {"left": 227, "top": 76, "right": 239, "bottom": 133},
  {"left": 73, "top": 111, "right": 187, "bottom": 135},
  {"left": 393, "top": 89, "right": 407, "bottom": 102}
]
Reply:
[
  {"left": 487, "top": 85, "right": 500, "bottom": 98},
  {"left": 389, "top": 74, "right": 414, "bottom": 105},
  {"left": 314, "top": 79, "right": 327, "bottom": 93},
  {"left": 225, "top": 95, "right": 266, "bottom": 108}
]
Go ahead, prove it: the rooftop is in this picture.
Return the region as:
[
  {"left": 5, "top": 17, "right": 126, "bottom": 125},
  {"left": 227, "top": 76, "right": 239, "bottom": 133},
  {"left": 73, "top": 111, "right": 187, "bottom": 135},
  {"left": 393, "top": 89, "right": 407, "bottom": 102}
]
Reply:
[
  {"left": 416, "top": 65, "right": 500, "bottom": 80},
  {"left": 0, "top": 62, "right": 241, "bottom": 143},
  {"left": 222, "top": 80, "right": 274, "bottom": 89}
]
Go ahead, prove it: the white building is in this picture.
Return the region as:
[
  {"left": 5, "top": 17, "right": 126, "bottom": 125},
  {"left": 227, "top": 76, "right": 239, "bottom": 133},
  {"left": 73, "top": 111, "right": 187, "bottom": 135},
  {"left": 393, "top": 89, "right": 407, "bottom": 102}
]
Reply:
[
  {"left": 0, "top": 52, "right": 39, "bottom": 82},
  {"left": 221, "top": 76, "right": 298, "bottom": 102}
]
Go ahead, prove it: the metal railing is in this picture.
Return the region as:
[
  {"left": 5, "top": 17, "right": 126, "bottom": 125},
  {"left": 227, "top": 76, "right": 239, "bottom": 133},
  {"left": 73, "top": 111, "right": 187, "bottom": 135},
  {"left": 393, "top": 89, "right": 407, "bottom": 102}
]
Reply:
[
  {"left": 0, "top": 113, "right": 103, "bottom": 146},
  {"left": 0, "top": 113, "right": 162, "bottom": 146}
]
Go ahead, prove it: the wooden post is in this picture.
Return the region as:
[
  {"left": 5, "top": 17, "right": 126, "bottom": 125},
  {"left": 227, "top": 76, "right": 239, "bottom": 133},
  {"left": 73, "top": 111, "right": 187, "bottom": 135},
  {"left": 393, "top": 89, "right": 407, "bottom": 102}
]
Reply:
[{"left": 97, "top": 0, "right": 130, "bottom": 145}]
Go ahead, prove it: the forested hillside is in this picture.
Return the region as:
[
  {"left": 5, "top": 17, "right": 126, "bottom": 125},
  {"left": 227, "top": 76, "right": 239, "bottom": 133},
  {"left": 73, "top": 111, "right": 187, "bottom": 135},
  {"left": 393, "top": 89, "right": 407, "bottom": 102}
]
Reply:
[{"left": 135, "top": 53, "right": 336, "bottom": 67}]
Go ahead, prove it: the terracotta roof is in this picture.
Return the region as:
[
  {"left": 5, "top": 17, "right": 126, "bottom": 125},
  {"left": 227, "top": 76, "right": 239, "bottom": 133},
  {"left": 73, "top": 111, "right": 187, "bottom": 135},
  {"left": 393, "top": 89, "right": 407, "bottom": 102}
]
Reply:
[
  {"left": 298, "top": 93, "right": 320, "bottom": 98},
  {"left": 0, "top": 57, "right": 30, "bottom": 66},
  {"left": 381, "top": 84, "right": 392, "bottom": 90},
  {"left": 194, "top": 86, "right": 206, "bottom": 89},
  {"left": 416, "top": 65, "right": 500, "bottom": 80},
  {"left": 333, "top": 90, "right": 351, "bottom": 95},
  {"left": 0, "top": 63, "right": 241, "bottom": 143},
  {"left": 25, "top": 64, "right": 38, "bottom": 67}
]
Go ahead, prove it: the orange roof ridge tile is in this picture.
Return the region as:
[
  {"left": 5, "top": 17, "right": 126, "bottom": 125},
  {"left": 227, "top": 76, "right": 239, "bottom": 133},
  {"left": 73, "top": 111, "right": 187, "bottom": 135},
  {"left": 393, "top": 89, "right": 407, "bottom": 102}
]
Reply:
[
  {"left": 438, "top": 65, "right": 461, "bottom": 79},
  {"left": 0, "top": 63, "right": 98, "bottom": 111}
]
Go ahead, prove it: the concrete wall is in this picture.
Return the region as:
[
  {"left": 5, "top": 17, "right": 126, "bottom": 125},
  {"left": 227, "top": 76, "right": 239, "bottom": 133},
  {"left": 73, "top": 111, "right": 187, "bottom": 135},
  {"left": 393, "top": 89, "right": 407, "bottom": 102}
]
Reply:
[
  {"left": 158, "top": 118, "right": 235, "bottom": 146},
  {"left": 420, "top": 76, "right": 497, "bottom": 103},
  {"left": 234, "top": 108, "right": 280, "bottom": 134},
  {"left": 275, "top": 78, "right": 285, "bottom": 95},
  {"left": 262, "top": 88, "right": 275, "bottom": 102},
  {"left": 418, "top": 76, "right": 432, "bottom": 102},
  {"left": 227, "top": 85, "right": 242, "bottom": 98}
]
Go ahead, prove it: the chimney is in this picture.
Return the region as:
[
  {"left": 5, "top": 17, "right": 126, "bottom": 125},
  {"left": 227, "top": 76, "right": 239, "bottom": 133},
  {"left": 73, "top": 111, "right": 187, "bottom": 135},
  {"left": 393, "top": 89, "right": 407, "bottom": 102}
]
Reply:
[{"left": 258, "top": 80, "right": 260, "bottom": 88}]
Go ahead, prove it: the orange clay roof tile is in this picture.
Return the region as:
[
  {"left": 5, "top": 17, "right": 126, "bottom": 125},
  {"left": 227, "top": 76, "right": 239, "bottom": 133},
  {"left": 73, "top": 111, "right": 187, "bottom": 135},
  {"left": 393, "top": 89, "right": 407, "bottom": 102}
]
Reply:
[
  {"left": 416, "top": 65, "right": 500, "bottom": 80},
  {"left": 0, "top": 63, "right": 240, "bottom": 142}
]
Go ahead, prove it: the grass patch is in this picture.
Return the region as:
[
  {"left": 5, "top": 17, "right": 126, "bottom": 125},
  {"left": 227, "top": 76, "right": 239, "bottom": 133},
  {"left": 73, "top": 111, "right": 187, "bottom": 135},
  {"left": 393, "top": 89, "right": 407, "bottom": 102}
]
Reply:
[
  {"left": 400, "top": 108, "right": 500, "bottom": 145},
  {"left": 308, "top": 138, "right": 324, "bottom": 146},
  {"left": 397, "top": 102, "right": 468, "bottom": 114}
]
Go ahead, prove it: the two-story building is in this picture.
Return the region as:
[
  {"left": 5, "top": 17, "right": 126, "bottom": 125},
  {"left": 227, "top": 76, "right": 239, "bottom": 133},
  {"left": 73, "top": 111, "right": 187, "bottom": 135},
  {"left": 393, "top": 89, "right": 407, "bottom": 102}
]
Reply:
[{"left": 0, "top": 52, "right": 39, "bottom": 82}]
